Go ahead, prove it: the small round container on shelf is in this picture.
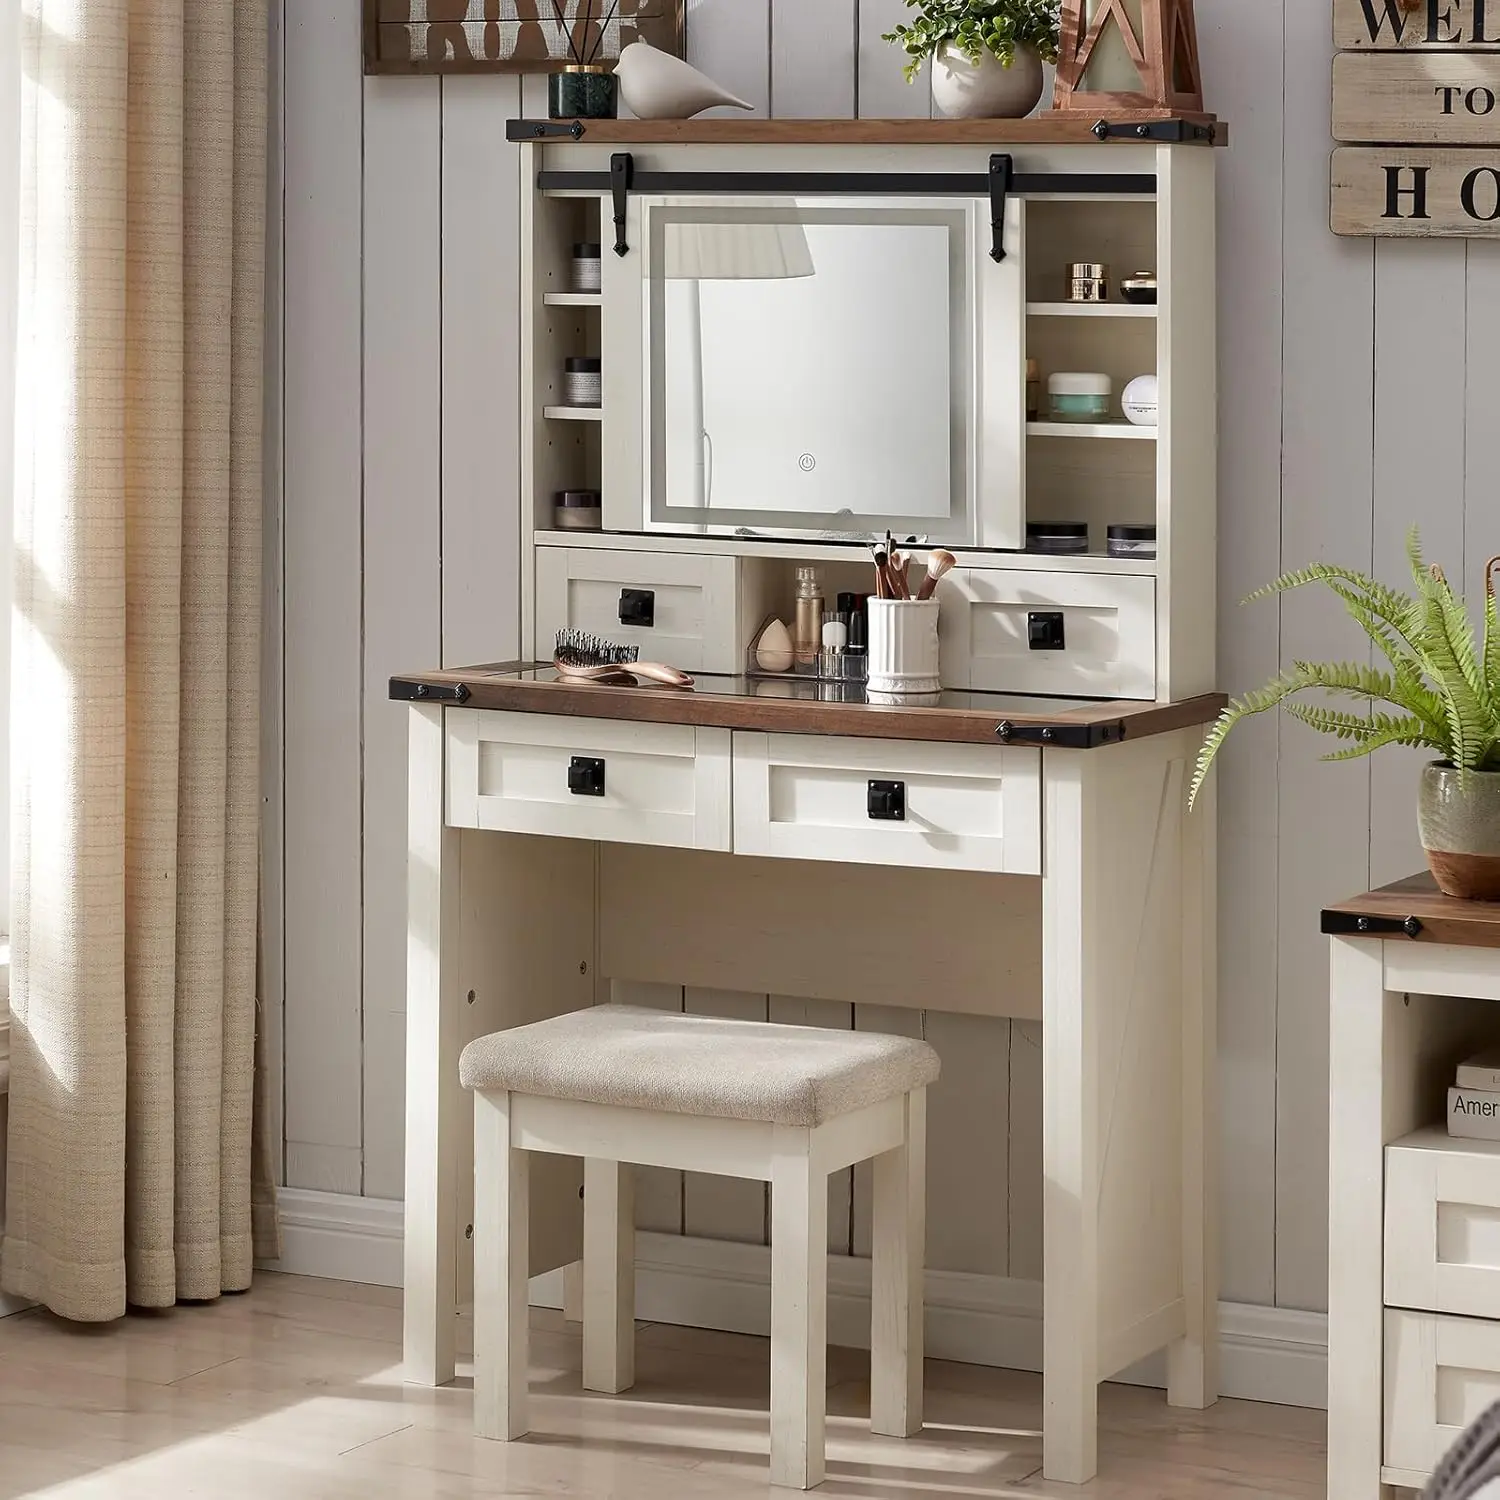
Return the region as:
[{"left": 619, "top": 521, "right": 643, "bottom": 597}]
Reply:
[
  {"left": 1027, "top": 521, "right": 1090, "bottom": 556},
  {"left": 563, "top": 357, "right": 602, "bottom": 408},
  {"left": 571, "top": 243, "right": 603, "bottom": 295},
  {"left": 1122, "top": 374, "right": 1159, "bottom": 427},
  {"left": 1047, "top": 372, "right": 1112, "bottom": 424},
  {"left": 554, "top": 490, "right": 602, "bottom": 531},
  {"left": 1107, "top": 524, "right": 1157, "bottom": 560},
  {"left": 866, "top": 598, "right": 941, "bottom": 699},
  {"left": 1121, "top": 272, "right": 1158, "bottom": 306},
  {"left": 1066, "top": 262, "right": 1109, "bottom": 302}
]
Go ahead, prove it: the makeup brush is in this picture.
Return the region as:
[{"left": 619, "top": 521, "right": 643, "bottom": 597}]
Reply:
[
  {"left": 888, "top": 550, "right": 905, "bottom": 598},
  {"left": 917, "top": 549, "right": 957, "bottom": 602}
]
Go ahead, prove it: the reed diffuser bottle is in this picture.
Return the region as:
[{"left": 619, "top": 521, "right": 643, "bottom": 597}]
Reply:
[{"left": 794, "top": 565, "right": 824, "bottom": 668}]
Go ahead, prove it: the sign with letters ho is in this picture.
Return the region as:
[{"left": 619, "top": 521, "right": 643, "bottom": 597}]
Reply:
[{"left": 1332, "top": 0, "right": 1500, "bottom": 237}]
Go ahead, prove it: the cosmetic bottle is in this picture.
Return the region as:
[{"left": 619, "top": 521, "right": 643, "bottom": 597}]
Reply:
[{"left": 794, "top": 566, "right": 824, "bottom": 668}]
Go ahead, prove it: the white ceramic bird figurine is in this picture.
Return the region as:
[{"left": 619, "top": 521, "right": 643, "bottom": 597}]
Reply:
[{"left": 615, "top": 40, "right": 753, "bottom": 119}]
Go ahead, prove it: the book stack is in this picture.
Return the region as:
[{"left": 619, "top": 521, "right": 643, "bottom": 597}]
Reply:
[{"left": 1450, "top": 1049, "right": 1500, "bottom": 1140}]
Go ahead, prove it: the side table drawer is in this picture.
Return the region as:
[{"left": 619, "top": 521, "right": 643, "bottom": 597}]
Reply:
[
  {"left": 1387, "top": 1130, "right": 1500, "bottom": 1318},
  {"left": 731, "top": 732, "right": 1041, "bottom": 874},
  {"left": 447, "top": 709, "right": 731, "bottom": 851},
  {"left": 1386, "top": 1308, "right": 1500, "bottom": 1476}
]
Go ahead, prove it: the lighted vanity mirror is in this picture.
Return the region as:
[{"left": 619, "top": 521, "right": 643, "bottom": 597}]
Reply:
[{"left": 644, "top": 201, "right": 977, "bottom": 542}]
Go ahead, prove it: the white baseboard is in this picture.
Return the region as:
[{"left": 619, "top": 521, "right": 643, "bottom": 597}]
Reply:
[{"left": 263, "top": 1190, "right": 1328, "bottom": 1411}]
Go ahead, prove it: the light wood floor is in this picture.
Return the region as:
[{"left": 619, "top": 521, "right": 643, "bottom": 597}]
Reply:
[{"left": 0, "top": 1271, "right": 1326, "bottom": 1498}]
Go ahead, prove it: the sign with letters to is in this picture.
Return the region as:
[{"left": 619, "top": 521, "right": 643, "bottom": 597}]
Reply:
[{"left": 1332, "top": 0, "right": 1500, "bottom": 236}]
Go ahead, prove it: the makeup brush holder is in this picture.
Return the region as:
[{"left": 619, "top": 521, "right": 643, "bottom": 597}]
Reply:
[{"left": 866, "top": 598, "right": 941, "bottom": 699}]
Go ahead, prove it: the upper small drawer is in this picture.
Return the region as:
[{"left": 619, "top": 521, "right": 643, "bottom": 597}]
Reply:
[
  {"left": 942, "top": 568, "right": 1157, "bottom": 700},
  {"left": 732, "top": 731, "right": 1041, "bottom": 875},
  {"left": 447, "top": 709, "right": 731, "bottom": 852},
  {"left": 1387, "top": 1130, "right": 1500, "bottom": 1319},
  {"left": 535, "top": 547, "right": 741, "bottom": 674}
]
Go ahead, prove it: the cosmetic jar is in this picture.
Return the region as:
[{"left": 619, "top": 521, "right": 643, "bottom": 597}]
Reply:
[
  {"left": 1121, "top": 271, "right": 1158, "bottom": 306},
  {"left": 1026, "top": 521, "right": 1090, "bottom": 555},
  {"left": 1025, "top": 358, "right": 1041, "bottom": 422},
  {"left": 1066, "top": 262, "right": 1109, "bottom": 302},
  {"left": 1108, "top": 524, "right": 1158, "bottom": 560},
  {"left": 554, "top": 490, "right": 602, "bottom": 531},
  {"left": 1047, "top": 372, "right": 1112, "bottom": 423},
  {"left": 1122, "top": 373, "right": 1159, "bottom": 426},
  {"left": 572, "top": 243, "right": 603, "bottom": 295},
  {"left": 563, "top": 357, "right": 602, "bottom": 408}
]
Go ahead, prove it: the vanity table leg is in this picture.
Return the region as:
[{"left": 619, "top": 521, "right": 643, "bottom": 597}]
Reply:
[
  {"left": 1326, "top": 937, "right": 1396, "bottom": 1500},
  {"left": 1041, "top": 756, "right": 1101, "bottom": 1485},
  {"left": 1168, "top": 773, "right": 1219, "bottom": 1410},
  {"left": 403, "top": 704, "right": 464, "bottom": 1387}
]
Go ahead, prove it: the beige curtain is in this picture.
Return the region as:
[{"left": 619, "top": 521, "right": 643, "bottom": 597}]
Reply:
[{"left": 0, "top": 0, "right": 276, "bottom": 1321}]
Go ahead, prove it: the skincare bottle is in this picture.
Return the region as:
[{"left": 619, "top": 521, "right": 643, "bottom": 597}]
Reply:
[{"left": 794, "top": 566, "right": 824, "bottom": 668}]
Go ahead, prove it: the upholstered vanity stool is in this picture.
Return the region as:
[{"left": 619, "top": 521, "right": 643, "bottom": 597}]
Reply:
[{"left": 459, "top": 1004, "right": 941, "bottom": 1490}]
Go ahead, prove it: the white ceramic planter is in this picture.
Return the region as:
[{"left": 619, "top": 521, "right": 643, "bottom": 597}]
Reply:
[
  {"left": 867, "top": 598, "right": 942, "bottom": 699},
  {"left": 930, "top": 44, "right": 1045, "bottom": 120}
]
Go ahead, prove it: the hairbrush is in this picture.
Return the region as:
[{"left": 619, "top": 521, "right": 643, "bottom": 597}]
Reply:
[{"left": 553, "top": 629, "right": 694, "bottom": 690}]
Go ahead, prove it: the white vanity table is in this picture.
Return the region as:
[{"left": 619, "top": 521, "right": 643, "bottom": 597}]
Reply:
[{"left": 396, "top": 117, "right": 1225, "bottom": 1485}]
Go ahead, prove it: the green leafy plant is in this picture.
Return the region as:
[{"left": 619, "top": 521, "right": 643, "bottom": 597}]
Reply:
[
  {"left": 1190, "top": 532, "right": 1500, "bottom": 808},
  {"left": 882, "top": 0, "right": 1062, "bottom": 81}
]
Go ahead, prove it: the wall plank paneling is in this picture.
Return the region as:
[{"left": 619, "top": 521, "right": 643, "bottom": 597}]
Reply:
[
  {"left": 273, "top": 0, "right": 1500, "bottom": 1321},
  {"left": 361, "top": 79, "right": 444, "bottom": 1200},
  {"left": 282, "top": 0, "right": 367, "bottom": 1195},
  {"left": 442, "top": 75, "right": 525, "bottom": 672},
  {"left": 771, "top": 0, "right": 856, "bottom": 119},
  {"left": 685, "top": 0, "right": 771, "bottom": 117},
  {"left": 1195, "top": 0, "right": 1281, "bottom": 1311},
  {"left": 856, "top": 0, "right": 933, "bottom": 119},
  {"left": 1275, "top": 0, "right": 1375, "bottom": 1313}
]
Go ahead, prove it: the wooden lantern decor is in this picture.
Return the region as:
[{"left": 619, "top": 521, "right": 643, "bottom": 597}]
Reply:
[{"left": 1052, "top": 0, "right": 1210, "bottom": 121}]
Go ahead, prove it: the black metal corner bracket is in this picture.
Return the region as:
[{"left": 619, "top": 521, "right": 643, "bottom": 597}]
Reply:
[
  {"left": 506, "top": 119, "right": 587, "bottom": 141},
  {"left": 1321, "top": 911, "right": 1425, "bottom": 939},
  {"left": 994, "top": 718, "right": 1126, "bottom": 750},
  {"left": 988, "top": 153, "right": 1015, "bottom": 263},
  {"left": 1091, "top": 117, "right": 1217, "bottom": 145},
  {"left": 611, "top": 152, "right": 635, "bottom": 257},
  {"left": 389, "top": 678, "right": 471, "bottom": 705}
]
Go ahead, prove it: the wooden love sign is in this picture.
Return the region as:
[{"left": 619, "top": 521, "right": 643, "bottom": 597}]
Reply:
[{"left": 1332, "top": 0, "right": 1500, "bottom": 237}]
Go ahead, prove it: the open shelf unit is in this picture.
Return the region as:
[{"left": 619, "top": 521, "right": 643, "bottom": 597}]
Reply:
[{"left": 1026, "top": 301, "right": 1156, "bottom": 318}]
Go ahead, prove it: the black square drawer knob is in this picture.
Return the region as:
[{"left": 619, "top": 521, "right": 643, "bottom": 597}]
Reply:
[
  {"left": 568, "top": 756, "right": 606, "bottom": 797},
  {"left": 867, "top": 780, "right": 906, "bottom": 822},
  {"left": 619, "top": 589, "right": 656, "bottom": 627},
  {"left": 1028, "top": 611, "right": 1067, "bottom": 652}
]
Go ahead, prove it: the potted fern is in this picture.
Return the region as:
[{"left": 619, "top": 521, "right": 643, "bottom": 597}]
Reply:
[
  {"left": 1191, "top": 533, "right": 1500, "bottom": 901},
  {"left": 883, "top": 0, "right": 1062, "bottom": 120}
]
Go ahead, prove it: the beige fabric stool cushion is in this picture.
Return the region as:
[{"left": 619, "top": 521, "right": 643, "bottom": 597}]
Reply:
[{"left": 459, "top": 1004, "right": 940, "bottom": 1129}]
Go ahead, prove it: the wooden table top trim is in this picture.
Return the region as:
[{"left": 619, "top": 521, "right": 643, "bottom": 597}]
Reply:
[
  {"left": 389, "top": 664, "right": 1226, "bottom": 748},
  {"left": 1323, "top": 873, "right": 1500, "bottom": 948},
  {"left": 505, "top": 116, "right": 1225, "bottom": 148}
]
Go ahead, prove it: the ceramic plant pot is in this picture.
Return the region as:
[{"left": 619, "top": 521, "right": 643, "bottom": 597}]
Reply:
[
  {"left": 614, "top": 40, "right": 753, "bottom": 119},
  {"left": 1419, "top": 762, "right": 1500, "bottom": 900},
  {"left": 930, "top": 43, "right": 1045, "bottom": 120}
]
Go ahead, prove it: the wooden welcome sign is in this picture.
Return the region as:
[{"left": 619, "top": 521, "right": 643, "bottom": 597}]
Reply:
[{"left": 1332, "top": 0, "right": 1500, "bottom": 237}]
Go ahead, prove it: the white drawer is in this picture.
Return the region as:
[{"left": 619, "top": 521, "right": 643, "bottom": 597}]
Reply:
[
  {"left": 535, "top": 547, "right": 742, "bottom": 674},
  {"left": 731, "top": 732, "right": 1041, "bottom": 875},
  {"left": 1387, "top": 1130, "right": 1500, "bottom": 1318},
  {"left": 446, "top": 709, "right": 731, "bottom": 851},
  {"left": 1385, "top": 1308, "right": 1500, "bottom": 1477},
  {"left": 942, "top": 568, "right": 1157, "bottom": 700}
]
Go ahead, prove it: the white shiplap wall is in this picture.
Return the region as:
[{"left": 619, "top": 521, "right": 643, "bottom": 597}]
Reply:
[{"left": 271, "top": 0, "right": 1500, "bottom": 1313}]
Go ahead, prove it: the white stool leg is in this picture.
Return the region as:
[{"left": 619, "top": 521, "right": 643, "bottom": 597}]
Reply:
[
  {"left": 871, "top": 1087, "right": 926, "bottom": 1438},
  {"left": 583, "top": 1158, "right": 636, "bottom": 1394},
  {"left": 771, "top": 1126, "right": 828, "bottom": 1491},
  {"left": 474, "top": 1090, "right": 530, "bottom": 1441}
]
